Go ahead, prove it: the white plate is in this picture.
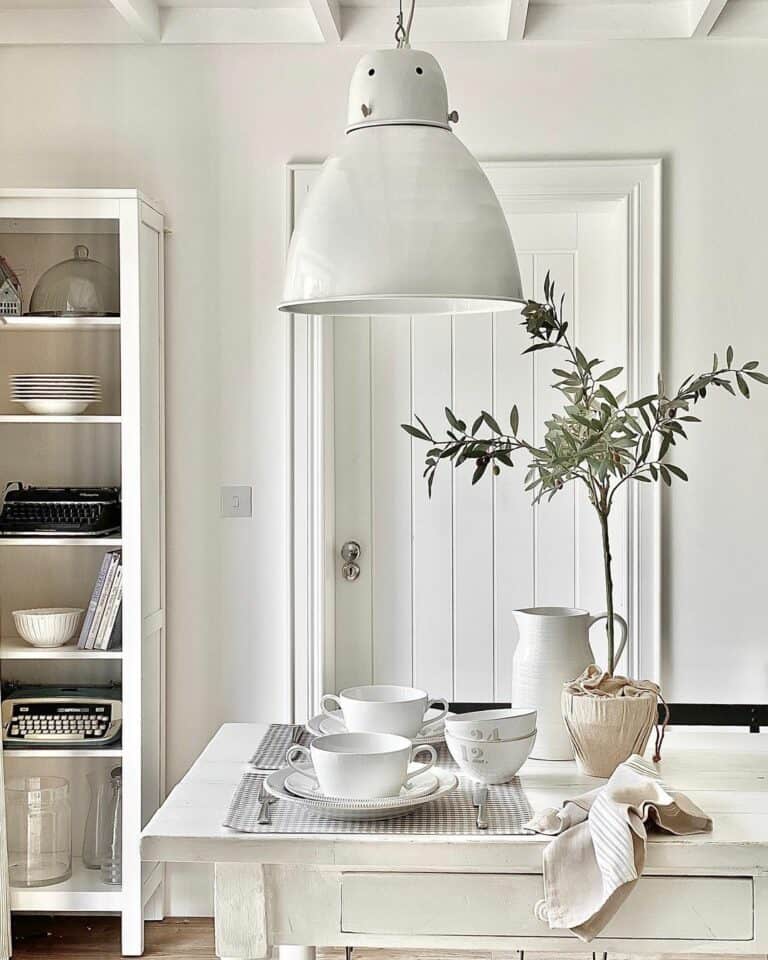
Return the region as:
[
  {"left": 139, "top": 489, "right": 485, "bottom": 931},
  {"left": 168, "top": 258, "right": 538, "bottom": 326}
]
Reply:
[
  {"left": 306, "top": 707, "right": 453, "bottom": 745},
  {"left": 265, "top": 766, "right": 457, "bottom": 821},
  {"left": 284, "top": 765, "right": 439, "bottom": 806},
  {"left": 12, "top": 392, "right": 102, "bottom": 398},
  {"left": 10, "top": 375, "right": 100, "bottom": 380},
  {"left": 17, "top": 399, "right": 92, "bottom": 415}
]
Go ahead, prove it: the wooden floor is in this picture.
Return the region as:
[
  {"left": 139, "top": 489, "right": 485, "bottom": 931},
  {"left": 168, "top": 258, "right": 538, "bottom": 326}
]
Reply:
[{"left": 9, "top": 917, "right": 766, "bottom": 960}]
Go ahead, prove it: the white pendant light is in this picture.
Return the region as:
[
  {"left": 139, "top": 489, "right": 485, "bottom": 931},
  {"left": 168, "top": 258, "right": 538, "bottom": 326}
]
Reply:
[{"left": 279, "top": 5, "right": 523, "bottom": 316}]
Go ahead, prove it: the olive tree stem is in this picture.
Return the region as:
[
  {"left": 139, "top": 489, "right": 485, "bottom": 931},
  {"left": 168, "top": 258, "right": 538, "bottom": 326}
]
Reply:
[{"left": 598, "top": 508, "right": 616, "bottom": 675}]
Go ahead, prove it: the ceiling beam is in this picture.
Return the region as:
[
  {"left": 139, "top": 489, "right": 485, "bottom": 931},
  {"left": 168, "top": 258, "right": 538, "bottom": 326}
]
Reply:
[
  {"left": 504, "top": 0, "right": 529, "bottom": 39},
  {"left": 688, "top": 0, "right": 729, "bottom": 34},
  {"left": 106, "top": 0, "right": 160, "bottom": 42},
  {"left": 308, "top": 0, "right": 342, "bottom": 41}
]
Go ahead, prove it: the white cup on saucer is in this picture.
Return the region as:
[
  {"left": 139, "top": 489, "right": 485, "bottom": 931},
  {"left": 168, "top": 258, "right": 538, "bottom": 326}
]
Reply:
[
  {"left": 320, "top": 684, "right": 449, "bottom": 739},
  {"left": 285, "top": 732, "right": 437, "bottom": 800}
]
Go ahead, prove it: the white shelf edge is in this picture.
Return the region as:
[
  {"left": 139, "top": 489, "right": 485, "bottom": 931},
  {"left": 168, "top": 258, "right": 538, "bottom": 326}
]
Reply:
[
  {"left": 0, "top": 316, "right": 120, "bottom": 330},
  {"left": 0, "top": 637, "right": 122, "bottom": 660},
  {"left": 0, "top": 537, "right": 122, "bottom": 546},
  {"left": 11, "top": 857, "right": 122, "bottom": 913},
  {"left": 5, "top": 746, "right": 122, "bottom": 759},
  {"left": 0, "top": 415, "right": 121, "bottom": 424}
]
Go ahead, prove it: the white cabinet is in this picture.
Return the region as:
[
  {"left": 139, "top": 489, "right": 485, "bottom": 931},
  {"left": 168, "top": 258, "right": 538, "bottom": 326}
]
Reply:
[{"left": 0, "top": 189, "right": 165, "bottom": 955}]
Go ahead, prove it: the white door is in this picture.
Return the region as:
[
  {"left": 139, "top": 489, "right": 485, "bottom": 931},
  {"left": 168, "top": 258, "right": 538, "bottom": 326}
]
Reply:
[{"left": 290, "top": 161, "right": 661, "bottom": 716}]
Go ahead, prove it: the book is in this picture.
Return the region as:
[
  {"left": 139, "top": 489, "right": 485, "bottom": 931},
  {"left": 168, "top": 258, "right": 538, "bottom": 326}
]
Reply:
[
  {"left": 85, "top": 551, "right": 120, "bottom": 649},
  {"left": 106, "top": 604, "right": 122, "bottom": 651},
  {"left": 95, "top": 566, "right": 122, "bottom": 650},
  {"left": 77, "top": 552, "right": 114, "bottom": 649}
]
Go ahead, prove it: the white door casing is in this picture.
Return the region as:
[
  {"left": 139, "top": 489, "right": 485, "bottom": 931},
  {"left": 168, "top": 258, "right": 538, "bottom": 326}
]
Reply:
[{"left": 289, "top": 159, "right": 661, "bottom": 722}]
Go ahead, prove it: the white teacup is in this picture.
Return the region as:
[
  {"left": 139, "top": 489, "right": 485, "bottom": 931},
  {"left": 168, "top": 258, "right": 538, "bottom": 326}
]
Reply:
[
  {"left": 320, "top": 684, "right": 449, "bottom": 739},
  {"left": 286, "top": 732, "right": 437, "bottom": 800}
]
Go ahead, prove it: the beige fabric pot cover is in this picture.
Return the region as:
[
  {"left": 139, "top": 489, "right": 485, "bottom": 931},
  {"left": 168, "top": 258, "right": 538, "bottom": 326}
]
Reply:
[{"left": 561, "top": 665, "right": 663, "bottom": 778}]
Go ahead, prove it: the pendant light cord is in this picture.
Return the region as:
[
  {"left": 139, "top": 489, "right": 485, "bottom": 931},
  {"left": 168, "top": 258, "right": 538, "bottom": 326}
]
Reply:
[{"left": 394, "top": 0, "right": 415, "bottom": 47}]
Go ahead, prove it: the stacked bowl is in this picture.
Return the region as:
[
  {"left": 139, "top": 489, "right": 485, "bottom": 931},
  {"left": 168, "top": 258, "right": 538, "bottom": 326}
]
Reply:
[
  {"left": 9, "top": 374, "right": 102, "bottom": 415},
  {"left": 445, "top": 708, "right": 537, "bottom": 784}
]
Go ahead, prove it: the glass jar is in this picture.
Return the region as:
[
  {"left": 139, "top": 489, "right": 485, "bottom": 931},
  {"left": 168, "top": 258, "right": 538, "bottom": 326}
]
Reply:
[
  {"left": 99, "top": 766, "right": 121, "bottom": 885},
  {"left": 82, "top": 768, "right": 111, "bottom": 870},
  {"left": 29, "top": 244, "right": 119, "bottom": 317},
  {"left": 6, "top": 776, "right": 72, "bottom": 887}
]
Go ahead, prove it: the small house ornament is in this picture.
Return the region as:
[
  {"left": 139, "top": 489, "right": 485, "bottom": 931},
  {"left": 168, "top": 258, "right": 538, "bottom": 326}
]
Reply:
[{"left": 0, "top": 257, "right": 22, "bottom": 316}]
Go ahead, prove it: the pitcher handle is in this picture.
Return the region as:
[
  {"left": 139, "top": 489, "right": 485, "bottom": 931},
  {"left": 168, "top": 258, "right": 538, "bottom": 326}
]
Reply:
[{"left": 588, "top": 612, "right": 628, "bottom": 673}]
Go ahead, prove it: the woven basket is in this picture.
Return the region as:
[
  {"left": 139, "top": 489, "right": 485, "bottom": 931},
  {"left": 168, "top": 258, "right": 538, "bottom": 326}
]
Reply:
[{"left": 561, "top": 688, "right": 657, "bottom": 778}]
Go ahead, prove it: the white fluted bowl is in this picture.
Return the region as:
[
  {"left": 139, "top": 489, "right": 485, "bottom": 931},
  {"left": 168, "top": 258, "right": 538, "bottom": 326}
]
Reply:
[
  {"left": 445, "top": 707, "right": 537, "bottom": 742},
  {"left": 446, "top": 730, "right": 537, "bottom": 784},
  {"left": 13, "top": 608, "right": 84, "bottom": 647}
]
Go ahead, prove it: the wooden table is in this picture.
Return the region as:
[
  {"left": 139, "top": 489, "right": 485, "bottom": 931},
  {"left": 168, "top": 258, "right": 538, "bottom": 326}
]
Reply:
[{"left": 141, "top": 724, "right": 768, "bottom": 959}]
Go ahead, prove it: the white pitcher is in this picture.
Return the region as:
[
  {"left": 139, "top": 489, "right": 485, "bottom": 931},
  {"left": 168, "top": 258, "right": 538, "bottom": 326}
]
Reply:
[{"left": 511, "top": 606, "right": 627, "bottom": 760}]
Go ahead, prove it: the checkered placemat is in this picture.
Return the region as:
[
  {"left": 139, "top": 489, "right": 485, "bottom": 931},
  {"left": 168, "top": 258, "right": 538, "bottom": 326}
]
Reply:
[
  {"left": 226, "top": 725, "right": 533, "bottom": 835},
  {"left": 249, "top": 723, "right": 313, "bottom": 768}
]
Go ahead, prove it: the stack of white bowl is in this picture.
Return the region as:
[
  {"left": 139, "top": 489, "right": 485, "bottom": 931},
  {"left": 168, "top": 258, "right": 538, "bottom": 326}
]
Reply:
[
  {"left": 445, "top": 708, "right": 537, "bottom": 784},
  {"left": 9, "top": 374, "right": 102, "bottom": 415}
]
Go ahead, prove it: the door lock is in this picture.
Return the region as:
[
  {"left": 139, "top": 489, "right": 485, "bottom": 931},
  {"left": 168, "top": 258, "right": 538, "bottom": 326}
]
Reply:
[{"left": 340, "top": 541, "right": 361, "bottom": 581}]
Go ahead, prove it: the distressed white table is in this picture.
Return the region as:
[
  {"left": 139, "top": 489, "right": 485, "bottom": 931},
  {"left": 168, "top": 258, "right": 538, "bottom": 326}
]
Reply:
[{"left": 141, "top": 724, "right": 768, "bottom": 959}]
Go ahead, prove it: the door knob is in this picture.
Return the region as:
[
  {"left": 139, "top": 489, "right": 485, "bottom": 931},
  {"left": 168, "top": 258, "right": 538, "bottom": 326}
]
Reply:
[{"left": 340, "top": 541, "right": 361, "bottom": 581}]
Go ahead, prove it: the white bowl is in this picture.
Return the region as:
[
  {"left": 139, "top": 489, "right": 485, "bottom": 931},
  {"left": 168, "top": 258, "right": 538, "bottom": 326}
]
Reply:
[
  {"left": 446, "top": 730, "right": 536, "bottom": 784},
  {"left": 13, "top": 608, "right": 84, "bottom": 647},
  {"left": 17, "top": 399, "right": 92, "bottom": 415},
  {"left": 445, "top": 708, "right": 537, "bottom": 742}
]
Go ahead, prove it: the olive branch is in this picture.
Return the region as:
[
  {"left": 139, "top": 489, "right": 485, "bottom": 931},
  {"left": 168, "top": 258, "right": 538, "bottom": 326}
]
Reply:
[{"left": 403, "top": 272, "right": 768, "bottom": 675}]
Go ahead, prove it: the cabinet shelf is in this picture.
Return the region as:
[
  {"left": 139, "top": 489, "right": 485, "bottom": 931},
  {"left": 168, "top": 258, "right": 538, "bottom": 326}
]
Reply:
[
  {"left": 5, "top": 745, "right": 122, "bottom": 759},
  {"left": 10, "top": 857, "right": 122, "bottom": 913},
  {"left": 0, "top": 316, "right": 120, "bottom": 331},
  {"left": 0, "top": 415, "right": 121, "bottom": 424},
  {"left": 0, "top": 637, "right": 122, "bottom": 660},
  {"left": 0, "top": 189, "right": 164, "bottom": 952},
  {"left": 0, "top": 537, "right": 122, "bottom": 547}
]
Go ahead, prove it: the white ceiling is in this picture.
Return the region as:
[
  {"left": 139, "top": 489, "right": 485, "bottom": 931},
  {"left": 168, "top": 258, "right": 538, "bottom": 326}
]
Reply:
[{"left": 0, "top": 0, "right": 765, "bottom": 44}]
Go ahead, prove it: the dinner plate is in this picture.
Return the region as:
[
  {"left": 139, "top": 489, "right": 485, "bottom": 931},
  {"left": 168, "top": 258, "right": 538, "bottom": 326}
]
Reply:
[
  {"left": 284, "top": 765, "right": 439, "bottom": 805},
  {"left": 305, "top": 707, "right": 453, "bottom": 745},
  {"left": 265, "top": 766, "right": 457, "bottom": 821}
]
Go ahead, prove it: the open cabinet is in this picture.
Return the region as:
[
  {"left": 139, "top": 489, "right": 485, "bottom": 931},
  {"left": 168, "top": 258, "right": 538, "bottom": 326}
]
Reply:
[{"left": 0, "top": 189, "right": 165, "bottom": 955}]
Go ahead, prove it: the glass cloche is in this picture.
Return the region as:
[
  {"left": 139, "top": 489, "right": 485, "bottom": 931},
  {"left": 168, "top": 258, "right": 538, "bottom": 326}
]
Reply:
[{"left": 29, "top": 244, "right": 119, "bottom": 316}]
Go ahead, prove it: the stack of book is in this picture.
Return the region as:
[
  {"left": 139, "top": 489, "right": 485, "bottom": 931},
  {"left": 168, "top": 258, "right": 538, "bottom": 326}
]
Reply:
[{"left": 77, "top": 549, "right": 122, "bottom": 650}]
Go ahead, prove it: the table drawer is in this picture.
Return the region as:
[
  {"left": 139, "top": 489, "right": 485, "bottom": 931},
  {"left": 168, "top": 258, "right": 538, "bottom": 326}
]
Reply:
[{"left": 341, "top": 873, "right": 754, "bottom": 940}]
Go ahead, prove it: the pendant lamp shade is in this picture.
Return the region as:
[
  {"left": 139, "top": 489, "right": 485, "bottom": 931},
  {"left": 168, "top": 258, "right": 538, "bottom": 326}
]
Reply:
[{"left": 280, "top": 50, "right": 523, "bottom": 316}]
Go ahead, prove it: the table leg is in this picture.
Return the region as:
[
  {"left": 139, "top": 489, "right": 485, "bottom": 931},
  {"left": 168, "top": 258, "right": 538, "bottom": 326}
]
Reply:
[
  {"left": 279, "top": 947, "right": 317, "bottom": 960},
  {"left": 214, "top": 863, "right": 269, "bottom": 959}
]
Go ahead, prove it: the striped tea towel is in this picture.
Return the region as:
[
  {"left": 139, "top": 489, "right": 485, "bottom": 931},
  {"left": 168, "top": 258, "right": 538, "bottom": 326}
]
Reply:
[{"left": 525, "top": 754, "right": 712, "bottom": 942}]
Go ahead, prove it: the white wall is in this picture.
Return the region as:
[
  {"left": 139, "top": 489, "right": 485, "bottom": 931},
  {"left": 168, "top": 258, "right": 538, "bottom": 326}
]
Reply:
[{"left": 1, "top": 39, "right": 766, "bottom": 914}]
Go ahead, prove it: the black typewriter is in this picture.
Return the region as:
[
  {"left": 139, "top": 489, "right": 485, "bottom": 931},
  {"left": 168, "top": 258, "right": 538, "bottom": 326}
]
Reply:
[{"left": 0, "top": 483, "right": 121, "bottom": 537}]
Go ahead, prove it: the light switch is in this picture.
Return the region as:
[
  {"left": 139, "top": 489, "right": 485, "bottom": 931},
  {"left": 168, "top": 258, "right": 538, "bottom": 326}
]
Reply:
[{"left": 220, "top": 485, "right": 252, "bottom": 518}]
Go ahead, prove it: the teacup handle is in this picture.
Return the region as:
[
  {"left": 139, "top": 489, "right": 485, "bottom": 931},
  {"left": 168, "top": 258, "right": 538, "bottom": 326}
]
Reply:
[
  {"left": 285, "top": 744, "right": 319, "bottom": 787},
  {"left": 320, "top": 693, "right": 343, "bottom": 720},
  {"left": 422, "top": 697, "right": 449, "bottom": 731},
  {"left": 406, "top": 743, "right": 438, "bottom": 786}
]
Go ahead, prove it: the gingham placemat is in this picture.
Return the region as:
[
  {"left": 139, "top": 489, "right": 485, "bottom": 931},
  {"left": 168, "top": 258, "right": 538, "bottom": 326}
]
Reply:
[
  {"left": 226, "top": 726, "right": 533, "bottom": 835},
  {"left": 249, "top": 723, "right": 312, "bottom": 769}
]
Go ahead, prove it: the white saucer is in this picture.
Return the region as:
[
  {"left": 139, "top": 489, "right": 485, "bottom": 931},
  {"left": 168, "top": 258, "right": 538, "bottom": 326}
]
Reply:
[
  {"left": 284, "top": 765, "right": 439, "bottom": 806},
  {"left": 305, "top": 707, "right": 453, "bottom": 745},
  {"left": 265, "top": 766, "right": 457, "bottom": 821}
]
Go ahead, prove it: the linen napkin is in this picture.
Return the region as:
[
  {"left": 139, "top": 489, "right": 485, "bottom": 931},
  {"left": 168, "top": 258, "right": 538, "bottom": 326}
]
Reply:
[{"left": 525, "top": 754, "right": 712, "bottom": 942}]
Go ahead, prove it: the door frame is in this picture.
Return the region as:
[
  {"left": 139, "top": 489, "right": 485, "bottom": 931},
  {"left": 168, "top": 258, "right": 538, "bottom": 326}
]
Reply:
[{"left": 287, "top": 158, "right": 662, "bottom": 723}]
